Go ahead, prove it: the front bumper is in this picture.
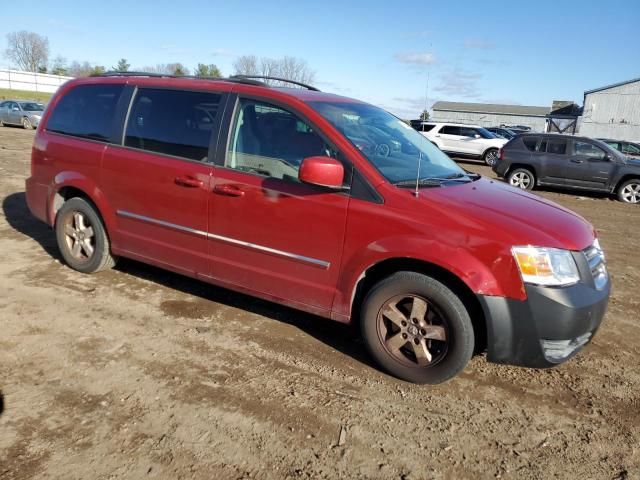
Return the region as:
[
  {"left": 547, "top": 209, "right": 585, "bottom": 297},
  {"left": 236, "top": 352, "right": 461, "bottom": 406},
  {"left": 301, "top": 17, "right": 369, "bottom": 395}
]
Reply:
[{"left": 478, "top": 278, "right": 610, "bottom": 368}]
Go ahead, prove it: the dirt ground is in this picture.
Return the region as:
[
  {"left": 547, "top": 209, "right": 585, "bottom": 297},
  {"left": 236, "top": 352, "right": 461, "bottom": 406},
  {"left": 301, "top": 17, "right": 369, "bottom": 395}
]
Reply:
[{"left": 0, "top": 126, "right": 638, "bottom": 480}]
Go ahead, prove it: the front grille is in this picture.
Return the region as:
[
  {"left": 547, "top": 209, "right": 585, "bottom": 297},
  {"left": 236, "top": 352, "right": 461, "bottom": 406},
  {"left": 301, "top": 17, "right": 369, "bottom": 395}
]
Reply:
[{"left": 583, "top": 242, "right": 608, "bottom": 290}]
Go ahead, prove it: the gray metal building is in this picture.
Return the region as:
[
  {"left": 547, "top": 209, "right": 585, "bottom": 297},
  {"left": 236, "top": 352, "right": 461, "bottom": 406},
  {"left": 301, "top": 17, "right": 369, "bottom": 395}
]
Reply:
[
  {"left": 431, "top": 101, "right": 550, "bottom": 131},
  {"left": 579, "top": 78, "right": 640, "bottom": 142}
]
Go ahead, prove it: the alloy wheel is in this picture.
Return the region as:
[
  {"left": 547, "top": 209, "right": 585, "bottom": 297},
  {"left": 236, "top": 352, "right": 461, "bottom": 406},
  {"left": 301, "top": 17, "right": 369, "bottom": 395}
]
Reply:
[
  {"left": 376, "top": 294, "right": 448, "bottom": 368},
  {"left": 485, "top": 150, "right": 498, "bottom": 166},
  {"left": 510, "top": 172, "right": 532, "bottom": 189},
  {"left": 621, "top": 183, "right": 640, "bottom": 203},
  {"left": 63, "top": 211, "right": 96, "bottom": 261}
]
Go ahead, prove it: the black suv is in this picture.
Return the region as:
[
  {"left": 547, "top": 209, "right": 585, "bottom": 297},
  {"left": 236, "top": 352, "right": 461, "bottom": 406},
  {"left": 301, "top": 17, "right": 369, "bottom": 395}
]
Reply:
[{"left": 493, "top": 134, "right": 640, "bottom": 204}]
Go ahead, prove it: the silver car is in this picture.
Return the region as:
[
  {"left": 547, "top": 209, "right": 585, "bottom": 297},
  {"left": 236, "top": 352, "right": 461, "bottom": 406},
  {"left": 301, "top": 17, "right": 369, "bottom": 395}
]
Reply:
[{"left": 0, "top": 100, "right": 45, "bottom": 129}]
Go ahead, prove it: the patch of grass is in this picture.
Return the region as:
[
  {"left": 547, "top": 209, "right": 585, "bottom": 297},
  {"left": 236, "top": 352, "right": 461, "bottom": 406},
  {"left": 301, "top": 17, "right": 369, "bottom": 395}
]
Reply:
[{"left": 0, "top": 88, "right": 53, "bottom": 103}]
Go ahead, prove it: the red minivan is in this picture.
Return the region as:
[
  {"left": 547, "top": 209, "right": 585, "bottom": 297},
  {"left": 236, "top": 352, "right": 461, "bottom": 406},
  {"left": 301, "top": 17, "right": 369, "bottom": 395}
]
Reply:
[{"left": 25, "top": 74, "right": 610, "bottom": 383}]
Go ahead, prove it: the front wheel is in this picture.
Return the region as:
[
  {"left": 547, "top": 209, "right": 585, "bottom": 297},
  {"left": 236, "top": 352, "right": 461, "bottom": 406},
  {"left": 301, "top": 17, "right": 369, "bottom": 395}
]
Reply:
[
  {"left": 507, "top": 168, "right": 535, "bottom": 191},
  {"left": 617, "top": 179, "right": 640, "bottom": 204},
  {"left": 55, "top": 197, "right": 117, "bottom": 273},
  {"left": 483, "top": 148, "right": 499, "bottom": 166},
  {"left": 360, "top": 272, "right": 474, "bottom": 384},
  {"left": 22, "top": 117, "right": 32, "bottom": 129}
]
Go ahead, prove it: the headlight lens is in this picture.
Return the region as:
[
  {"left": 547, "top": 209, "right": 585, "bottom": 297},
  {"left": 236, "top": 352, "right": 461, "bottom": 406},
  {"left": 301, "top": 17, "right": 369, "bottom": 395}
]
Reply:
[{"left": 512, "top": 246, "right": 580, "bottom": 286}]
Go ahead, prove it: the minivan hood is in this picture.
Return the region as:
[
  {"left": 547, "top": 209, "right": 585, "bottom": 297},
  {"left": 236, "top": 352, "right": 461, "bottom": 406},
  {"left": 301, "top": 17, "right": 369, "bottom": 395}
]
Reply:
[
  {"left": 416, "top": 177, "right": 594, "bottom": 251},
  {"left": 626, "top": 157, "right": 640, "bottom": 167}
]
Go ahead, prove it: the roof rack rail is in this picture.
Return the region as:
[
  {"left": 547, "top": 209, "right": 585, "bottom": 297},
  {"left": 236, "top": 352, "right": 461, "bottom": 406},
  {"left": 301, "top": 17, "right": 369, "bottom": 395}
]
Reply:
[
  {"left": 230, "top": 75, "right": 320, "bottom": 91},
  {"left": 98, "top": 71, "right": 268, "bottom": 87}
]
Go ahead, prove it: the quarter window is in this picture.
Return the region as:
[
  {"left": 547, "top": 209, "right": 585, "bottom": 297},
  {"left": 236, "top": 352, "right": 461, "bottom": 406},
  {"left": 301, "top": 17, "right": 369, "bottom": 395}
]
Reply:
[
  {"left": 46, "top": 84, "right": 124, "bottom": 142},
  {"left": 522, "top": 137, "right": 539, "bottom": 151},
  {"left": 226, "top": 99, "right": 335, "bottom": 181},
  {"left": 125, "top": 88, "right": 221, "bottom": 161}
]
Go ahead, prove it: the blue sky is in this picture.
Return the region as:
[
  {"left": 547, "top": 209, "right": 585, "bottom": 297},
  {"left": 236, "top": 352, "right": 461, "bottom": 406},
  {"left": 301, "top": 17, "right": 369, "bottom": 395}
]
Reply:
[{"left": 2, "top": 0, "right": 639, "bottom": 118}]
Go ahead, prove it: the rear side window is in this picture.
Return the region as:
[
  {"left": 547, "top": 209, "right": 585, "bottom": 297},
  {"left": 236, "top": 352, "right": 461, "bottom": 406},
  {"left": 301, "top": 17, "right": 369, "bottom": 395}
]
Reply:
[
  {"left": 441, "top": 125, "right": 461, "bottom": 135},
  {"left": 421, "top": 124, "right": 435, "bottom": 132},
  {"left": 543, "top": 139, "right": 567, "bottom": 155},
  {"left": 522, "top": 136, "right": 539, "bottom": 151},
  {"left": 46, "top": 84, "right": 124, "bottom": 142},
  {"left": 125, "top": 88, "right": 222, "bottom": 161}
]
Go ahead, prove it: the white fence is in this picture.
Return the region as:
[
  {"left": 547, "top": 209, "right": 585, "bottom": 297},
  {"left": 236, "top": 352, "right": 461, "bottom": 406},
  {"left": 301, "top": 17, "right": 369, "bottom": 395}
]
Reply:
[{"left": 0, "top": 69, "right": 73, "bottom": 93}]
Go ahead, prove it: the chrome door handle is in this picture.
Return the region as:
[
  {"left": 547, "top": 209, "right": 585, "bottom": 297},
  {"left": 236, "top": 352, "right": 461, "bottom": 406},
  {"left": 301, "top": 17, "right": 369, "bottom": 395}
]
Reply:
[
  {"left": 175, "top": 176, "right": 204, "bottom": 188},
  {"left": 213, "top": 184, "right": 245, "bottom": 197}
]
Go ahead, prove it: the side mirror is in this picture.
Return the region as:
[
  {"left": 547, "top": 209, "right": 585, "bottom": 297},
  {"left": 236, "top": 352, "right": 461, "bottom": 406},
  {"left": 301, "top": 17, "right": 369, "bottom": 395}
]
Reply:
[
  {"left": 299, "top": 156, "right": 345, "bottom": 189},
  {"left": 12, "top": 106, "right": 20, "bottom": 111},
  {"left": 474, "top": 134, "right": 481, "bottom": 139}
]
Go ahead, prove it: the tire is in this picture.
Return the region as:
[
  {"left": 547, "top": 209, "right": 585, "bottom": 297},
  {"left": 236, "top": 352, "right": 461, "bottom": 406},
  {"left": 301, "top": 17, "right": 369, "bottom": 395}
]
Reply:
[
  {"left": 55, "top": 197, "right": 117, "bottom": 273},
  {"left": 22, "top": 117, "right": 32, "bottom": 129},
  {"left": 483, "top": 148, "right": 499, "bottom": 167},
  {"left": 617, "top": 179, "right": 640, "bottom": 204},
  {"left": 360, "top": 272, "right": 474, "bottom": 384},
  {"left": 507, "top": 168, "right": 535, "bottom": 191}
]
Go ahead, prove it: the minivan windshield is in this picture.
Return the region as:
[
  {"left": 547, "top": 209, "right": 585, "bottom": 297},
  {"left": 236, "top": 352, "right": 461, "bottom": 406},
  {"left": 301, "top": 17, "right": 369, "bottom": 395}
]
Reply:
[{"left": 308, "top": 101, "right": 469, "bottom": 185}]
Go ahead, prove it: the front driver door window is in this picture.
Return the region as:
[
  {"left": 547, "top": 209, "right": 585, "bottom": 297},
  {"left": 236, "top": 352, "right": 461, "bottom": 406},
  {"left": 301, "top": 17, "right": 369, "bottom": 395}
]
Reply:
[
  {"left": 566, "top": 141, "right": 613, "bottom": 187},
  {"left": 207, "top": 97, "right": 350, "bottom": 311}
]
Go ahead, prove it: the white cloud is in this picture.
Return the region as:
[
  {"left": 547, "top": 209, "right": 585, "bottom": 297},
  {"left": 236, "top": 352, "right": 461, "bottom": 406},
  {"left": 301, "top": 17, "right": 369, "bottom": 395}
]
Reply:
[
  {"left": 433, "top": 68, "right": 482, "bottom": 98},
  {"left": 394, "top": 52, "right": 436, "bottom": 66}
]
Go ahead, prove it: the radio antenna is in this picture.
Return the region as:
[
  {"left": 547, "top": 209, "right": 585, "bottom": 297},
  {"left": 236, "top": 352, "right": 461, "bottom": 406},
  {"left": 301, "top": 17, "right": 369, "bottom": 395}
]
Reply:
[{"left": 414, "top": 151, "right": 422, "bottom": 197}]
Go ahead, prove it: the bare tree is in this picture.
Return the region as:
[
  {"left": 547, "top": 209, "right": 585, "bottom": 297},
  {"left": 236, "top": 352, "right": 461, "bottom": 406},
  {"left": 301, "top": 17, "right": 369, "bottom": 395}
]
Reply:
[
  {"left": 260, "top": 57, "right": 280, "bottom": 79},
  {"left": 139, "top": 63, "right": 190, "bottom": 75},
  {"left": 232, "top": 55, "right": 258, "bottom": 76},
  {"left": 233, "top": 55, "right": 315, "bottom": 86},
  {"left": 4, "top": 31, "right": 50, "bottom": 72},
  {"left": 277, "top": 56, "right": 314, "bottom": 85},
  {"left": 50, "top": 56, "right": 68, "bottom": 76},
  {"left": 68, "top": 61, "right": 105, "bottom": 77}
]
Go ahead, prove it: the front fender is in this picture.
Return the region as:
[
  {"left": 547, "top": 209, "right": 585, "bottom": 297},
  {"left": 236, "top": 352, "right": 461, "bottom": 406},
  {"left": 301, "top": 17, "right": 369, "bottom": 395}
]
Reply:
[{"left": 332, "top": 234, "right": 524, "bottom": 322}]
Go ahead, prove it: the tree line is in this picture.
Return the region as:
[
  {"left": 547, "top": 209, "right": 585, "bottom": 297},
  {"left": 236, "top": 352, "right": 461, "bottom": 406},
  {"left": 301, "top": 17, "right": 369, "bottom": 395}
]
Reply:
[{"left": 3, "top": 30, "right": 315, "bottom": 85}]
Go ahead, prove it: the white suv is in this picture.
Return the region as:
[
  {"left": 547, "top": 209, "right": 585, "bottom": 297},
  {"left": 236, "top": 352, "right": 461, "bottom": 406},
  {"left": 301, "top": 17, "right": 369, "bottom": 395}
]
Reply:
[{"left": 418, "top": 122, "right": 507, "bottom": 166}]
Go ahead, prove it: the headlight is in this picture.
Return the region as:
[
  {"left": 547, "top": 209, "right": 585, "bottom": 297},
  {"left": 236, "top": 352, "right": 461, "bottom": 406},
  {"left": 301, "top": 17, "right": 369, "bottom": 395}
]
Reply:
[{"left": 512, "top": 246, "right": 580, "bottom": 286}]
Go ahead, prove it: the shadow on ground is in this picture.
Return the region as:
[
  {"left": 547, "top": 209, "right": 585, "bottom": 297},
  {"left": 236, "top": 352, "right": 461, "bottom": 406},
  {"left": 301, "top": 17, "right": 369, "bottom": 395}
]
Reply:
[{"left": 2, "top": 191, "right": 377, "bottom": 372}]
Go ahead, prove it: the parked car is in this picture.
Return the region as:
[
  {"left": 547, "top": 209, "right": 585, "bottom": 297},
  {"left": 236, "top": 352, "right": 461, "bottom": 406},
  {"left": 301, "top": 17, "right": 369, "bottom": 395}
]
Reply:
[
  {"left": 501, "top": 124, "right": 531, "bottom": 132},
  {"left": 598, "top": 138, "right": 640, "bottom": 158},
  {"left": 26, "top": 74, "right": 610, "bottom": 384},
  {"left": 486, "top": 127, "right": 517, "bottom": 140},
  {"left": 0, "top": 100, "right": 45, "bottom": 129},
  {"left": 494, "top": 133, "right": 640, "bottom": 203},
  {"left": 419, "top": 122, "right": 507, "bottom": 166}
]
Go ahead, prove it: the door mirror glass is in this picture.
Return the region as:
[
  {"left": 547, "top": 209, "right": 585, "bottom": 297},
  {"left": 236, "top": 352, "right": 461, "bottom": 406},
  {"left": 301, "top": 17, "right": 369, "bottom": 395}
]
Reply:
[{"left": 299, "top": 156, "right": 345, "bottom": 188}]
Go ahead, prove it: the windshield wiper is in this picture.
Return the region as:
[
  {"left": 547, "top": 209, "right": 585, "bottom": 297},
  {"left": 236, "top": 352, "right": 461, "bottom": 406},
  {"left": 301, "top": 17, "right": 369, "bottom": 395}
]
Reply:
[{"left": 393, "top": 174, "right": 472, "bottom": 188}]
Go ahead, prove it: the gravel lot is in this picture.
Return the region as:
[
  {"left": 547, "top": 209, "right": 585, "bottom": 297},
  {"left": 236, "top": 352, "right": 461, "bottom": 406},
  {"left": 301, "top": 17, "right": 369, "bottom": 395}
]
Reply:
[{"left": 1, "top": 126, "right": 638, "bottom": 479}]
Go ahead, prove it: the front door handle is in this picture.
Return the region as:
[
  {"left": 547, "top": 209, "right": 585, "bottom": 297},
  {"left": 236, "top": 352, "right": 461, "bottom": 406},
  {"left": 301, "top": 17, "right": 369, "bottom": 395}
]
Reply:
[
  {"left": 213, "top": 184, "right": 245, "bottom": 197},
  {"left": 570, "top": 158, "right": 584, "bottom": 164},
  {"left": 175, "top": 176, "right": 204, "bottom": 188}
]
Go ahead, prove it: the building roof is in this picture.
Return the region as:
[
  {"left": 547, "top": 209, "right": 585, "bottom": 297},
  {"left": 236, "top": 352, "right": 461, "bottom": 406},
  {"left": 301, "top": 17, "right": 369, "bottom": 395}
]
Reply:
[
  {"left": 584, "top": 77, "right": 640, "bottom": 95},
  {"left": 432, "top": 101, "right": 550, "bottom": 117}
]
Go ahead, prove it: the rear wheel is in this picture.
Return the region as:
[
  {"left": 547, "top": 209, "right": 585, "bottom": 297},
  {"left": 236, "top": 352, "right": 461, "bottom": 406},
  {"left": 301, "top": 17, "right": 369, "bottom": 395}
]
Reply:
[
  {"left": 360, "top": 272, "right": 474, "bottom": 384},
  {"left": 55, "top": 197, "right": 117, "bottom": 273},
  {"left": 617, "top": 179, "right": 640, "bottom": 204},
  {"left": 483, "top": 148, "right": 499, "bottom": 166},
  {"left": 507, "top": 168, "right": 535, "bottom": 191},
  {"left": 22, "top": 117, "right": 32, "bottom": 129}
]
